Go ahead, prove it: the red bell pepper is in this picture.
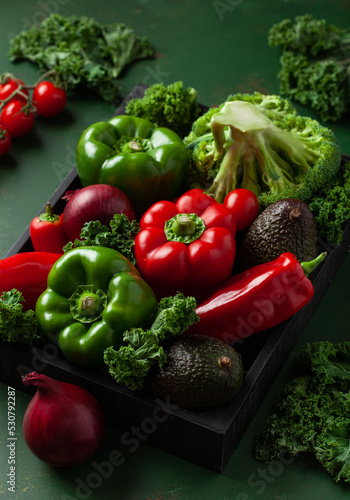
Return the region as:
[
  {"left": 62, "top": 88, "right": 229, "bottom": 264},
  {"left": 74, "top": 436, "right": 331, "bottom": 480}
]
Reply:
[
  {"left": 187, "top": 252, "right": 326, "bottom": 344},
  {"left": 134, "top": 188, "right": 237, "bottom": 300},
  {"left": 30, "top": 202, "right": 68, "bottom": 253},
  {"left": 0, "top": 251, "right": 62, "bottom": 310}
]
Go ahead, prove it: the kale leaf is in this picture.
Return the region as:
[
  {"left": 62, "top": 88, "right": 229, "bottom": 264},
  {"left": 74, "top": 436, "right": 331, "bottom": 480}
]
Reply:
[
  {"left": 268, "top": 14, "right": 350, "bottom": 121},
  {"left": 0, "top": 289, "right": 40, "bottom": 344},
  {"left": 309, "top": 160, "right": 350, "bottom": 246},
  {"left": 63, "top": 213, "right": 140, "bottom": 265},
  {"left": 104, "top": 292, "right": 199, "bottom": 390},
  {"left": 255, "top": 341, "right": 350, "bottom": 483},
  {"left": 8, "top": 14, "right": 153, "bottom": 102}
]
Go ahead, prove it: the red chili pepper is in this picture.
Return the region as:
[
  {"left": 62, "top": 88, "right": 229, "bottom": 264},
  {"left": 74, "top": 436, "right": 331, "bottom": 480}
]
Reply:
[
  {"left": 134, "top": 188, "right": 237, "bottom": 300},
  {"left": 0, "top": 252, "right": 62, "bottom": 310},
  {"left": 187, "top": 252, "right": 326, "bottom": 344},
  {"left": 30, "top": 202, "right": 68, "bottom": 253}
]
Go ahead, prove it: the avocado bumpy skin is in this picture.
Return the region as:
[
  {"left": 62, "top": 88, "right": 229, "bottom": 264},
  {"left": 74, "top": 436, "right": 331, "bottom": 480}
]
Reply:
[
  {"left": 236, "top": 198, "right": 318, "bottom": 272},
  {"left": 149, "top": 334, "right": 244, "bottom": 412}
]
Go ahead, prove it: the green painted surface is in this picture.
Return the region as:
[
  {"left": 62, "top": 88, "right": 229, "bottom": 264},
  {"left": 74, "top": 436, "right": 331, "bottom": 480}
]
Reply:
[{"left": 0, "top": 1, "right": 350, "bottom": 498}]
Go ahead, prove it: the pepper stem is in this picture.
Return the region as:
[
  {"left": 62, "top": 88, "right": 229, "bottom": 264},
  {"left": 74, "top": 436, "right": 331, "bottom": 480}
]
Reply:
[
  {"left": 38, "top": 202, "right": 60, "bottom": 223},
  {"left": 171, "top": 215, "right": 197, "bottom": 236},
  {"left": 301, "top": 252, "right": 327, "bottom": 277},
  {"left": 164, "top": 213, "right": 206, "bottom": 244},
  {"left": 129, "top": 140, "right": 142, "bottom": 151},
  {"left": 68, "top": 285, "right": 107, "bottom": 323}
]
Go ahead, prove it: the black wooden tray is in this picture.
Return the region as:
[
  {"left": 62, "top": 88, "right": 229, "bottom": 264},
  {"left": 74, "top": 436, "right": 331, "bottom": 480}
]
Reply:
[{"left": 1, "top": 85, "right": 350, "bottom": 473}]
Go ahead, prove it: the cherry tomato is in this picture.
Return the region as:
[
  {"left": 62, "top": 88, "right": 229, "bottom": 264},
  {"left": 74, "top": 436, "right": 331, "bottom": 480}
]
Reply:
[
  {"left": 32, "top": 81, "right": 67, "bottom": 118},
  {"left": 0, "top": 77, "right": 29, "bottom": 104},
  {"left": 0, "top": 127, "right": 12, "bottom": 156},
  {"left": 0, "top": 100, "right": 35, "bottom": 138},
  {"left": 223, "top": 189, "right": 259, "bottom": 231}
]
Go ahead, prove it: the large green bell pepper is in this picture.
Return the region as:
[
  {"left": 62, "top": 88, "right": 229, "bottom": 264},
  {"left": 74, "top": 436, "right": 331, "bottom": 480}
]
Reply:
[
  {"left": 75, "top": 115, "right": 189, "bottom": 216},
  {"left": 35, "top": 246, "right": 157, "bottom": 368}
]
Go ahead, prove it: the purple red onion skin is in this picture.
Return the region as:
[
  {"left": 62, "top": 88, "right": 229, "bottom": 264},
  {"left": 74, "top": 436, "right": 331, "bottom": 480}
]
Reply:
[
  {"left": 22, "top": 372, "right": 106, "bottom": 467},
  {"left": 62, "top": 184, "right": 136, "bottom": 241}
]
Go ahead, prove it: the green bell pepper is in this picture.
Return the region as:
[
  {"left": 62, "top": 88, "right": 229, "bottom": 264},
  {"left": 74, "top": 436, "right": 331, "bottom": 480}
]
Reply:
[
  {"left": 35, "top": 246, "right": 157, "bottom": 368},
  {"left": 75, "top": 115, "right": 190, "bottom": 216}
]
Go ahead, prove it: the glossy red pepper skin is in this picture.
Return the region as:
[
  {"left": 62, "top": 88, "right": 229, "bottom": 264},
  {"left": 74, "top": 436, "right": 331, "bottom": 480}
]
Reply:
[
  {"left": 30, "top": 203, "right": 68, "bottom": 253},
  {"left": 0, "top": 252, "right": 62, "bottom": 310},
  {"left": 187, "top": 252, "right": 315, "bottom": 344},
  {"left": 135, "top": 189, "right": 237, "bottom": 300}
]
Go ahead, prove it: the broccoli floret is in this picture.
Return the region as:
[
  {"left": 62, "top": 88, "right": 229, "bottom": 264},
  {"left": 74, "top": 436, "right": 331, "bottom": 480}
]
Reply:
[
  {"left": 185, "top": 94, "right": 341, "bottom": 206},
  {"left": 226, "top": 91, "right": 299, "bottom": 124},
  {"left": 125, "top": 81, "right": 202, "bottom": 137},
  {"left": 268, "top": 14, "right": 350, "bottom": 121}
]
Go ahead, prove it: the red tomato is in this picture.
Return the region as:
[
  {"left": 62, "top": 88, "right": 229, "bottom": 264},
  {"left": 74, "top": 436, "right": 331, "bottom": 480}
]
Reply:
[
  {"left": 0, "top": 127, "right": 12, "bottom": 156},
  {"left": 0, "top": 100, "right": 35, "bottom": 138},
  {"left": 0, "top": 77, "right": 29, "bottom": 104},
  {"left": 32, "top": 81, "right": 67, "bottom": 118},
  {"left": 223, "top": 189, "right": 259, "bottom": 231}
]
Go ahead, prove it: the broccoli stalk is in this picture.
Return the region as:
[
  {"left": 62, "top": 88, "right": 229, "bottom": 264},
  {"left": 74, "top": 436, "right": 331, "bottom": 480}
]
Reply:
[{"left": 204, "top": 100, "right": 323, "bottom": 202}]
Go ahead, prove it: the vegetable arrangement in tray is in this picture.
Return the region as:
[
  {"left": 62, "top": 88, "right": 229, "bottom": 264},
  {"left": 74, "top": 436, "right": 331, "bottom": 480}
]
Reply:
[{"left": 1, "top": 73, "right": 349, "bottom": 473}]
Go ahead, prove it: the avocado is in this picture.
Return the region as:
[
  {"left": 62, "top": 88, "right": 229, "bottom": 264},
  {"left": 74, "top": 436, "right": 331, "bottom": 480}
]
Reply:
[
  {"left": 149, "top": 334, "right": 244, "bottom": 412},
  {"left": 236, "top": 198, "right": 317, "bottom": 271}
]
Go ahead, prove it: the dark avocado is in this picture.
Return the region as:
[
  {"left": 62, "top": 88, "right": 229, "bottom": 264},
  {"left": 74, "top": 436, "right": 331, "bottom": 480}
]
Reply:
[
  {"left": 236, "top": 198, "right": 317, "bottom": 271},
  {"left": 149, "top": 334, "right": 244, "bottom": 412}
]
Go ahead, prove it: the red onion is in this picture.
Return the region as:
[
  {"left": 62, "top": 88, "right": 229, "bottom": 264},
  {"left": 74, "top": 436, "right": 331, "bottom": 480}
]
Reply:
[
  {"left": 22, "top": 372, "right": 106, "bottom": 467},
  {"left": 62, "top": 184, "right": 136, "bottom": 241}
]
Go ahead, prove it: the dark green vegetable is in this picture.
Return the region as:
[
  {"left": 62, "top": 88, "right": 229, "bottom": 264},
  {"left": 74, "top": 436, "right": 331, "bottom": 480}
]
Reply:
[
  {"left": 104, "top": 292, "right": 199, "bottom": 390},
  {"left": 63, "top": 213, "right": 140, "bottom": 265},
  {"left": 125, "top": 81, "right": 202, "bottom": 138},
  {"left": 8, "top": 14, "right": 153, "bottom": 102},
  {"left": 184, "top": 92, "right": 341, "bottom": 209},
  {"left": 309, "top": 160, "right": 350, "bottom": 246},
  {"left": 0, "top": 289, "right": 39, "bottom": 344},
  {"left": 268, "top": 14, "right": 350, "bottom": 121},
  {"left": 255, "top": 341, "right": 350, "bottom": 483}
]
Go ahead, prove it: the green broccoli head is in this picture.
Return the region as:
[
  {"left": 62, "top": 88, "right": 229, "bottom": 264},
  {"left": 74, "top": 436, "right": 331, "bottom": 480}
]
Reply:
[
  {"left": 125, "top": 81, "right": 202, "bottom": 137},
  {"left": 226, "top": 91, "right": 299, "bottom": 124},
  {"left": 185, "top": 93, "right": 341, "bottom": 205}
]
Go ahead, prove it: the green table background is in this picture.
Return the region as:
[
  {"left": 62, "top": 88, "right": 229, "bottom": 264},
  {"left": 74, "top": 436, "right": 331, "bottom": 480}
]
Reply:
[{"left": 0, "top": 1, "right": 349, "bottom": 499}]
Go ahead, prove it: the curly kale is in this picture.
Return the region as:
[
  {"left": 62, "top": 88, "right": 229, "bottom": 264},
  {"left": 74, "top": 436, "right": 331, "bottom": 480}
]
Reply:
[
  {"left": 309, "top": 160, "right": 350, "bottom": 245},
  {"left": 268, "top": 14, "right": 350, "bottom": 121},
  {"left": 125, "top": 81, "right": 202, "bottom": 137},
  {"left": 104, "top": 292, "right": 199, "bottom": 390},
  {"left": 8, "top": 14, "right": 153, "bottom": 101},
  {"left": 63, "top": 213, "right": 140, "bottom": 265},
  {"left": 184, "top": 92, "right": 341, "bottom": 208},
  {"left": 0, "top": 289, "right": 39, "bottom": 344},
  {"left": 255, "top": 341, "right": 350, "bottom": 483}
]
